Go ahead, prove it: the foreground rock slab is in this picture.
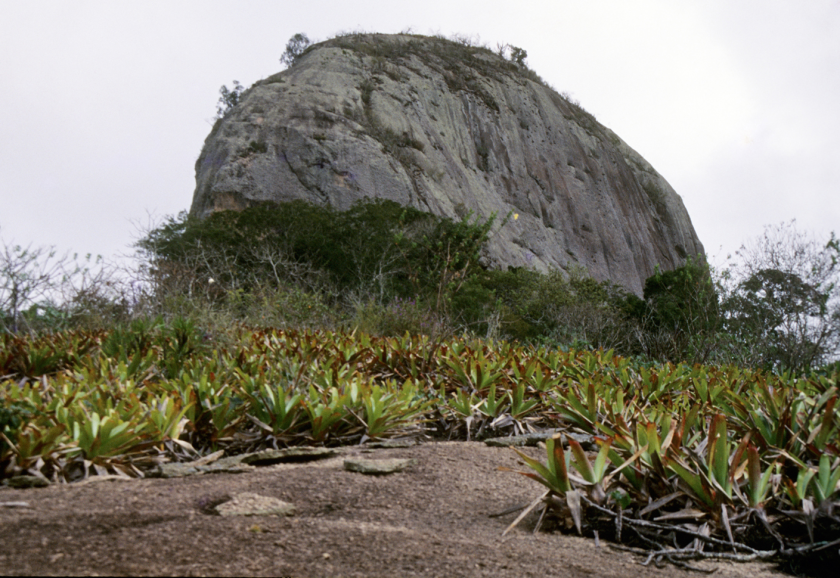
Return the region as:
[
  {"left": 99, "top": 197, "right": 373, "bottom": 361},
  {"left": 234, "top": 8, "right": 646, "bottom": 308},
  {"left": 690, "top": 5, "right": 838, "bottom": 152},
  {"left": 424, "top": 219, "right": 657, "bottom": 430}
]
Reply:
[{"left": 0, "top": 442, "right": 788, "bottom": 577}]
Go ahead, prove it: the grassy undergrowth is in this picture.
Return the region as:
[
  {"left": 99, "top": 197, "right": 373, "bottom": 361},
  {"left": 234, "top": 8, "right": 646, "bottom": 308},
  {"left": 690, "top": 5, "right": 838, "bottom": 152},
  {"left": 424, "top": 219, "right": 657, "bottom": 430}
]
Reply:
[{"left": 1, "top": 322, "right": 838, "bottom": 571}]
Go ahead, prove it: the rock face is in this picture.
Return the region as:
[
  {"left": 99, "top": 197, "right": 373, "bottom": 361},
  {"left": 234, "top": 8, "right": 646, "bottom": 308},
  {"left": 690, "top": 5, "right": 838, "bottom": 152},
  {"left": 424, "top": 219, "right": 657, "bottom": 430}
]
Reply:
[{"left": 190, "top": 34, "right": 704, "bottom": 294}]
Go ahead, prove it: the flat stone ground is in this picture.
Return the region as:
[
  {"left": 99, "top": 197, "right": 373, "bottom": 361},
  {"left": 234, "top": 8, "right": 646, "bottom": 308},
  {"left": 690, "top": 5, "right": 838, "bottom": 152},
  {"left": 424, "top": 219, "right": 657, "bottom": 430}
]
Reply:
[{"left": 0, "top": 441, "right": 788, "bottom": 577}]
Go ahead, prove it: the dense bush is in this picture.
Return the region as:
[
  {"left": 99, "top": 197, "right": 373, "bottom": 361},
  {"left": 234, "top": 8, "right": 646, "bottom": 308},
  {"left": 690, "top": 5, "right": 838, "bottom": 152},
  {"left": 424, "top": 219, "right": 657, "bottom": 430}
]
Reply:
[
  {"left": 633, "top": 257, "right": 721, "bottom": 364},
  {"left": 464, "top": 266, "right": 636, "bottom": 351},
  {"left": 136, "top": 198, "right": 497, "bottom": 336},
  {"left": 139, "top": 200, "right": 412, "bottom": 297}
]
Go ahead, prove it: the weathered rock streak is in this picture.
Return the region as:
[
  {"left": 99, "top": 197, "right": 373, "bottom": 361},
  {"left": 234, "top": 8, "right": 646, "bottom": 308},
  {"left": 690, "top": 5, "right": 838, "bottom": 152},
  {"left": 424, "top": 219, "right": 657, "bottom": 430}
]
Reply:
[{"left": 191, "top": 34, "right": 704, "bottom": 294}]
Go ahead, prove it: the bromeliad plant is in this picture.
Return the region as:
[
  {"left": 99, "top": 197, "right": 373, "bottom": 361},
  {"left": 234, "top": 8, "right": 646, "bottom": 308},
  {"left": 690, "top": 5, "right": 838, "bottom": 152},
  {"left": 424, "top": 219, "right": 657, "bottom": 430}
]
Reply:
[
  {"left": 506, "top": 364, "right": 840, "bottom": 567},
  {"left": 358, "top": 379, "right": 434, "bottom": 440},
  {"left": 501, "top": 435, "right": 579, "bottom": 536},
  {"left": 1, "top": 321, "right": 839, "bottom": 569},
  {"left": 502, "top": 433, "right": 636, "bottom": 536}
]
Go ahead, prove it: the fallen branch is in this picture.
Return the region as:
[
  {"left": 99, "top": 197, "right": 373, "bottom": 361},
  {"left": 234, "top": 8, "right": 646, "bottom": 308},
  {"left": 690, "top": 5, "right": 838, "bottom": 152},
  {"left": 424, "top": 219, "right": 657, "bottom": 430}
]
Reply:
[{"left": 582, "top": 496, "right": 777, "bottom": 558}]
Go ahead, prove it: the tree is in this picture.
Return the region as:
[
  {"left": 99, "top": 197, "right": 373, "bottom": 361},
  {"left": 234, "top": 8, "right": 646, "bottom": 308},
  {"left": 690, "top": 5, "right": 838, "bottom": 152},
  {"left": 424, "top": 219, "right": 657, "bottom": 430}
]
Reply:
[
  {"left": 280, "top": 33, "right": 311, "bottom": 68},
  {"left": 721, "top": 222, "right": 840, "bottom": 374},
  {"left": 0, "top": 231, "right": 65, "bottom": 333},
  {"left": 508, "top": 46, "right": 528, "bottom": 67},
  {"left": 216, "top": 81, "right": 244, "bottom": 119},
  {"left": 639, "top": 257, "right": 720, "bottom": 363}
]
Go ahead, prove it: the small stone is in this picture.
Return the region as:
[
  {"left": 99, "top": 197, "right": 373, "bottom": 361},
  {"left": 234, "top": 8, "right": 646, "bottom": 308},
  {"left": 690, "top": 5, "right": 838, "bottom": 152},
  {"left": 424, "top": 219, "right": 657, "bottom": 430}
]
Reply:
[
  {"left": 4, "top": 475, "right": 50, "bottom": 488},
  {"left": 74, "top": 474, "right": 135, "bottom": 486},
  {"left": 484, "top": 431, "right": 595, "bottom": 449},
  {"left": 239, "top": 447, "right": 336, "bottom": 465},
  {"left": 152, "top": 458, "right": 255, "bottom": 478},
  {"left": 343, "top": 458, "right": 417, "bottom": 475},
  {"left": 189, "top": 449, "right": 226, "bottom": 466},
  {"left": 215, "top": 492, "right": 296, "bottom": 517},
  {"left": 364, "top": 440, "right": 416, "bottom": 449},
  {"left": 149, "top": 447, "right": 338, "bottom": 478}
]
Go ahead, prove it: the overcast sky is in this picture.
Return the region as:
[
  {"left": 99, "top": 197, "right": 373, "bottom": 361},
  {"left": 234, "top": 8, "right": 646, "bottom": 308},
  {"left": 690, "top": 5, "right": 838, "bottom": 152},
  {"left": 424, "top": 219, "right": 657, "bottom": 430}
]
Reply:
[{"left": 1, "top": 0, "right": 838, "bottom": 271}]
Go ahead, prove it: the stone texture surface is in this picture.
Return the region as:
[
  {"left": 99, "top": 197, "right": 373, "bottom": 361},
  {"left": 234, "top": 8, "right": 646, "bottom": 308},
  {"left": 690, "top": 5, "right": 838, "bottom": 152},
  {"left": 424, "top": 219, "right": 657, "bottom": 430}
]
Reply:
[
  {"left": 343, "top": 457, "right": 418, "bottom": 475},
  {"left": 215, "top": 492, "right": 296, "bottom": 517},
  {"left": 0, "top": 500, "right": 31, "bottom": 507},
  {"left": 0, "top": 442, "right": 787, "bottom": 577},
  {"left": 190, "top": 33, "right": 705, "bottom": 294}
]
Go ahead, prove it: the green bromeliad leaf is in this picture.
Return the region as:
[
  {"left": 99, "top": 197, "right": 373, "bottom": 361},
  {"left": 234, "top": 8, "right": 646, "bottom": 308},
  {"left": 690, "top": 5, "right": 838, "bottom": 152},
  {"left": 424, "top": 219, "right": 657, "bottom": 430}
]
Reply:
[
  {"left": 663, "top": 454, "right": 717, "bottom": 508},
  {"left": 513, "top": 435, "right": 572, "bottom": 495}
]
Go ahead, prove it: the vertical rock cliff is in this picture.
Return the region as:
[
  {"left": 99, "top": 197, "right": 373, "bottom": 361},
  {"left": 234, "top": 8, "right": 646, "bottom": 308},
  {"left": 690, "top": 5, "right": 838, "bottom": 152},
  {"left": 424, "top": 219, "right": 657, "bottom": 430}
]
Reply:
[{"left": 190, "top": 33, "right": 704, "bottom": 294}]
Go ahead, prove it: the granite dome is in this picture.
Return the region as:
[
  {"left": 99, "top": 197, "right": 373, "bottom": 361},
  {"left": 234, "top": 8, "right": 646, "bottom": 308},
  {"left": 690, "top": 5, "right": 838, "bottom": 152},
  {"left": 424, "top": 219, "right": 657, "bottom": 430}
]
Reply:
[{"left": 190, "top": 33, "right": 704, "bottom": 294}]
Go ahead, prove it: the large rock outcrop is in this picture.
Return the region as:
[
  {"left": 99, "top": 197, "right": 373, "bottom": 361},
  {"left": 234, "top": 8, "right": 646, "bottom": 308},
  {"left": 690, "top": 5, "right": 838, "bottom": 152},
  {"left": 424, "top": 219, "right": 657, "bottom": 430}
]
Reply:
[{"left": 190, "top": 33, "right": 704, "bottom": 294}]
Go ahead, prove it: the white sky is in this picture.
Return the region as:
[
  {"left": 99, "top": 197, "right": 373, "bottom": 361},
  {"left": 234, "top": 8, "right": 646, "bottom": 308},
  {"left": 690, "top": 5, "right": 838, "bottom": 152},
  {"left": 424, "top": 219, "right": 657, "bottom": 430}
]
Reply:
[{"left": 1, "top": 0, "right": 838, "bottom": 270}]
